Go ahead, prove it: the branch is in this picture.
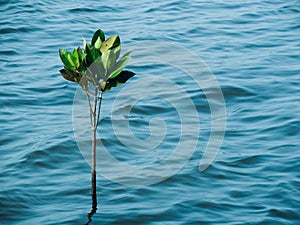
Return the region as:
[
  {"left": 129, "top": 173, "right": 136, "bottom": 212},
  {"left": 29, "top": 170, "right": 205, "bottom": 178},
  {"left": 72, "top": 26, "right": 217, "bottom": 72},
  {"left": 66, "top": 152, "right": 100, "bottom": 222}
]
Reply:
[
  {"left": 85, "top": 89, "right": 94, "bottom": 128},
  {"left": 92, "top": 88, "right": 98, "bottom": 128}
]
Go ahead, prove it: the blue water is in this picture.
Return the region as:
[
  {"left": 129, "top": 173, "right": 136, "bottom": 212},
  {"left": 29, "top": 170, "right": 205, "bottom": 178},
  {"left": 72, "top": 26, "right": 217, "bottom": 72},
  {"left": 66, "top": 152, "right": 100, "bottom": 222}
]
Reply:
[{"left": 1, "top": 0, "right": 300, "bottom": 224}]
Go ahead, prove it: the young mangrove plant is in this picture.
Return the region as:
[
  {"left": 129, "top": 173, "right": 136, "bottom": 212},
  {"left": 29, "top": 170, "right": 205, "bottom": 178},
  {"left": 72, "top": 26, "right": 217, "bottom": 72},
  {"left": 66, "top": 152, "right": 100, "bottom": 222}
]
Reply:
[{"left": 58, "top": 28, "right": 135, "bottom": 211}]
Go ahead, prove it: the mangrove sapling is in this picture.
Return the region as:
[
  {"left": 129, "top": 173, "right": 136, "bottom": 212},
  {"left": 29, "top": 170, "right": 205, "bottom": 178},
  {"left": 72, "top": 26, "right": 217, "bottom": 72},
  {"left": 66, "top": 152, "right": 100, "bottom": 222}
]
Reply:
[{"left": 58, "top": 28, "right": 135, "bottom": 211}]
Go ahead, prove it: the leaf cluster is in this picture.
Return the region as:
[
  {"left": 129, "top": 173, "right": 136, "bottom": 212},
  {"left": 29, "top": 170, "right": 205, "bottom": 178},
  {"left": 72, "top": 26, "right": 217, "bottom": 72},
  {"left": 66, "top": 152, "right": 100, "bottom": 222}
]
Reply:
[{"left": 59, "top": 29, "right": 134, "bottom": 91}]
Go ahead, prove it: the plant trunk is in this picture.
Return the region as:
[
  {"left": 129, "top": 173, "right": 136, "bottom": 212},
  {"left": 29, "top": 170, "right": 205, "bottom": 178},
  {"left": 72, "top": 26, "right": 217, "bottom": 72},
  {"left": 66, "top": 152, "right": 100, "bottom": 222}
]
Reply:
[
  {"left": 90, "top": 90, "right": 103, "bottom": 211},
  {"left": 84, "top": 88, "right": 103, "bottom": 222},
  {"left": 91, "top": 126, "right": 97, "bottom": 210}
]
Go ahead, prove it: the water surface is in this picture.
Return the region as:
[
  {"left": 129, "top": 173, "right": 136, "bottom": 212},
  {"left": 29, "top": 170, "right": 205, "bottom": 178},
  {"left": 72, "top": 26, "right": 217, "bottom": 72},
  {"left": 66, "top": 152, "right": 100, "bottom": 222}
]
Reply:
[{"left": 1, "top": 0, "right": 300, "bottom": 224}]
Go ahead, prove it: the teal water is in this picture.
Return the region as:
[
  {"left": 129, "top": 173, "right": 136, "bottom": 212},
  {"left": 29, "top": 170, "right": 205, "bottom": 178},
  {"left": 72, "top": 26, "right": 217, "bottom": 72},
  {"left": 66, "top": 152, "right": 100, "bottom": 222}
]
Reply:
[{"left": 1, "top": 0, "right": 300, "bottom": 224}]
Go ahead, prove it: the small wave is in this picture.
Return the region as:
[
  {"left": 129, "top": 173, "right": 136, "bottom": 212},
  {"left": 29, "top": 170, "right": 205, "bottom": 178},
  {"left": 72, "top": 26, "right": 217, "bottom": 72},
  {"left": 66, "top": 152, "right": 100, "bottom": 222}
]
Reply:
[
  {"left": 68, "top": 6, "right": 114, "bottom": 13},
  {"left": 0, "top": 27, "right": 34, "bottom": 34}
]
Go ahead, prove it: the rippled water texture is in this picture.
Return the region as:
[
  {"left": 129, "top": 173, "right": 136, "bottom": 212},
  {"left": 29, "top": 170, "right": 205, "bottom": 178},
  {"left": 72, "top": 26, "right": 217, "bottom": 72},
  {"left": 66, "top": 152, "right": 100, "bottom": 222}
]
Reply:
[{"left": 1, "top": 0, "right": 300, "bottom": 224}]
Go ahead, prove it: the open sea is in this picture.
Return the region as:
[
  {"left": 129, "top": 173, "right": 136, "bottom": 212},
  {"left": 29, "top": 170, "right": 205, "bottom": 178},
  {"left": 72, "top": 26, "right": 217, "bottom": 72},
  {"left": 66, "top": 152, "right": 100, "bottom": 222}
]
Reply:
[{"left": 1, "top": 0, "right": 300, "bottom": 224}]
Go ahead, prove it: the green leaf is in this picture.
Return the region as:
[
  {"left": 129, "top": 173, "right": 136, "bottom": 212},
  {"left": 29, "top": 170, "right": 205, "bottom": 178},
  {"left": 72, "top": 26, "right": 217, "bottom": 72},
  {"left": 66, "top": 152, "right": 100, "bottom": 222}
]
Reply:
[
  {"left": 76, "top": 47, "right": 87, "bottom": 74},
  {"left": 114, "top": 70, "right": 135, "bottom": 83},
  {"left": 101, "top": 50, "right": 110, "bottom": 71},
  {"left": 102, "top": 44, "right": 122, "bottom": 76},
  {"left": 100, "top": 36, "right": 120, "bottom": 54},
  {"left": 71, "top": 48, "right": 80, "bottom": 68},
  {"left": 85, "top": 45, "right": 94, "bottom": 66},
  {"left": 59, "top": 49, "right": 76, "bottom": 71},
  {"left": 59, "top": 29, "right": 134, "bottom": 88},
  {"left": 112, "top": 44, "right": 121, "bottom": 62},
  {"left": 60, "top": 68, "right": 76, "bottom": 82},
  {"left": 92, "top": 47, "right": 101, "bottom": 61},
  {"left": 101, "top": 50, "right": 115, "bottom": 73},
  {"left": 77, "top": 47, "right": 86, "bottom": 62},
  {"left": 91, "top": 29, "right": 105, "bottom": 46},
  {"left": 108, "top": 53, "right": 131, "bottom": 79},
  {"left": 104, "top": 70, "right": 135, "bottom": 91},
  {"left": 89, "top": 57, "right": 106, "bottom": 81},
  {"left": 85, "top": 44, "right": 101, "bottom": 67},
  {"left": 67, "top": 52, "right": 76, "bottom": 67},
  {"left": 60, "top": 68, "right": 77, "bottom": 82},
  {"left": 94, "top": 37, "right": 102, "bottom": 49}
]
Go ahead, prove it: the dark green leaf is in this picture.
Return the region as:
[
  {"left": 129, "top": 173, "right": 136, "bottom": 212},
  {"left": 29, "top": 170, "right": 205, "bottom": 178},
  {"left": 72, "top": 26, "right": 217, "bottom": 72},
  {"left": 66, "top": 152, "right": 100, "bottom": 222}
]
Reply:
[
  {"left": 91, "top": 29, "right": 105, "bottom": 46},
  {"left": 85, "top": 44, "right": 101, "bottom": 67},
  {"left": 60, "top": 68, "right": 77, "bottom": 82},
  {"left": 104, "top": 70, "right": 135, "bottom": 90},
  {"left": 114, "top": 70, "right": 135, "bottom": 83},
  {"left": 77, "top": 47, "right": 86, "bottom": 62},
  {"left": 85, "top": 45, "right": 94, "bottom": 66}
]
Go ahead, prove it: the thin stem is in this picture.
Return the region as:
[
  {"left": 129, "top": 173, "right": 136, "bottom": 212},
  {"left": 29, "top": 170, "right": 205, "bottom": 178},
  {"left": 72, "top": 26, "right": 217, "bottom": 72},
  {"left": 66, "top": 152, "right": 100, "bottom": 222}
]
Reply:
[
  {"left": 93, "top": 88, "right": 98, "bottom": 127},
  {"left": 85, "top": 89, "right": 94, "bottom": 128},
  {"left": 91, "top": 125, "right": 97, "bottom": 212},
  {"left": 96, "top": 90, "right": 103, "bottom": 127},
  {"left": 86, "top": 89, "right": 97, "bottom": 97}
]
